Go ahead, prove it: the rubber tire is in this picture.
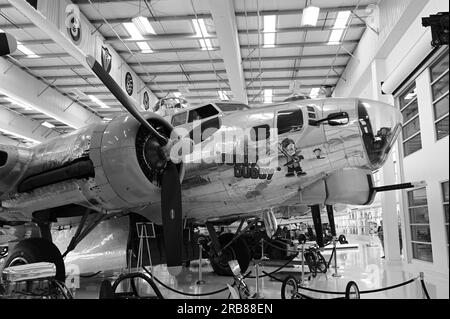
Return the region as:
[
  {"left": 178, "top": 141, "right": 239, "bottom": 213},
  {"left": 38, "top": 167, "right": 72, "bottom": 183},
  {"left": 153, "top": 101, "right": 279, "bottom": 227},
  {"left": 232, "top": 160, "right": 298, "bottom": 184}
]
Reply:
[
  {"left": 339, "top": 235, "right": 348, "bottom": 245},
  {"left": 99, "top": 280, "right": 115, "bottom": 299},
  {"left": 345, "top": 281, "right": 360, "bottom": 299},
  {"left": 316, "top": 252, "right": 328, "bottom": 274},
  {"left": 304, "top": 252, "right": 317, "bottom": 278},
  {"left": 210, "top": 233, "right": 251, "bottom": 277},
  {"left": 281, "top": 276, "right": 298, "bottom": 299},
  {"left": 4, "top": 238, "right": 65, "bottom": 282},
  {"left": 267, "top": 239, "right": 290, "bottom": 260}
]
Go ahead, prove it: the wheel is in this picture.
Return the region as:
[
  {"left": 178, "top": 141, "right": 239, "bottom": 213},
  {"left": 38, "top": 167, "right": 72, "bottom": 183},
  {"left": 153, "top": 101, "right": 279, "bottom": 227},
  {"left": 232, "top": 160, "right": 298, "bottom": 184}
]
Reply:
[
  {"left": 338, "top": 235, "right": 348, "bottom": 245},
  {"left": 298, "top": 234, "right": 307, "bottom": 245},
  {"left": 304, "top": 252, "right": 317, "bottom": 278},
  {"left": 281, "top": 276, "right": 299, "bottom": 299},
  {"left": 111, "top": 273, "right": 164, "bottom": 299},
  {"left": 4, "top": 238, "right": 65, "bottom": 282},
  {"left": 210, "top": 233, "right": 251, "bottom": 276},
  {"left": 316, "top": 252, "right": 328, "bottom": 274},
  {"left": 99, "top": 280, "right": 115, "bottom": 299},
  {"left": 267, "top": 239, "right": 289, "bottom": 260},
  {"left": 345, "top": 281, "right": 360, "bottom": 299}
]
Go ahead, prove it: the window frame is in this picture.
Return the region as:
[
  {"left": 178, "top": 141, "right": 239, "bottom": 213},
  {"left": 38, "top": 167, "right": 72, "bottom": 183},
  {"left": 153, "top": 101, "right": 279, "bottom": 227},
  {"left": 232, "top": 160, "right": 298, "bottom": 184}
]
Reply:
[
  {"left": 406, "top": 187, "right": 433, "bottom": 263},
  {"left": 429, "top": 55, "right": 449, "bottom": 141},
  {"left": 441, "top": 180, "right": 449, "bottom": 265},
  {"left": 398, "top": 83, "right": 422, "bottom": 156},
  {"left": 276, "top": 108, "right": 305, "bottom": 136}
]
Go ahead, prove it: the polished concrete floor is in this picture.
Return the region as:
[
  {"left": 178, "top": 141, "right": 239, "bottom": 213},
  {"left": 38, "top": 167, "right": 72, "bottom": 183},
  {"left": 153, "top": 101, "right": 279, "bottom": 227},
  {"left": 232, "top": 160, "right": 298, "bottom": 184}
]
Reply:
[{"left": 74, "top": 235, "right": 449, "bottom": 299}]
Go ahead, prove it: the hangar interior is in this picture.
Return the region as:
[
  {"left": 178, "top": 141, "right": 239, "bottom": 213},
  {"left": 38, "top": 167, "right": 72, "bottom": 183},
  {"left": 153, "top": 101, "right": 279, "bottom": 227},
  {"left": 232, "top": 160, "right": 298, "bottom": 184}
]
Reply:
[{"left": 0, "top": 0, "right": 448, "bottom": 300}]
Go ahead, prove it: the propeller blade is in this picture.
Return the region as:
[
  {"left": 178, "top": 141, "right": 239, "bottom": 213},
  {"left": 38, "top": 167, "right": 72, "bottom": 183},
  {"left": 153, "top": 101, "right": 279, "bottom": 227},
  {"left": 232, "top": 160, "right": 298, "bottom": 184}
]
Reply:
[
  {"left": 86, "top": 55, "right": 167, "bottom": 145},
  {"left": 0, "top": 32, "right": 17, "bottom": 57},
  {"left": 161, "top": 161, "right": 183, "bottom": 276}
]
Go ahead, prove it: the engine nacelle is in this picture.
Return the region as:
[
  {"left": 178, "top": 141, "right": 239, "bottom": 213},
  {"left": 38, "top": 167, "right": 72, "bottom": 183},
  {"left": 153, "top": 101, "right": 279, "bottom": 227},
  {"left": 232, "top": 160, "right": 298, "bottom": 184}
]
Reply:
[
  {"left": 299, "top": 168, "right": 375, "bottom": 206},
  {"left": 88, "top": 113, "right": 184, "bottom": 210},
  {"left": 0, "top": 146, "right": 32, "bottom": 198}
]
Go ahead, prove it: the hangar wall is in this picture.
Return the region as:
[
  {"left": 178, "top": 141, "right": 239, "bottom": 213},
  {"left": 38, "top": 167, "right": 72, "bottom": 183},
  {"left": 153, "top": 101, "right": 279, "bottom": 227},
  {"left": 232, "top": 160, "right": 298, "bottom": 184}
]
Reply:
[{"left": 334, "top": 0, "right": 449, "bottom": 283}]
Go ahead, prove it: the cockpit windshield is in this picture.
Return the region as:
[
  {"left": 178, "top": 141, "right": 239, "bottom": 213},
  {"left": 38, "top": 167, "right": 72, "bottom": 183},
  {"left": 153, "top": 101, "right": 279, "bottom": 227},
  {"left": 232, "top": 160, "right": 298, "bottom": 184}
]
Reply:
[
  {"left": 215, "top": 103, "right": 250, "bottom": 112},
  {"left": 358, "top": 100, "right": 402, "bottom": 169}
]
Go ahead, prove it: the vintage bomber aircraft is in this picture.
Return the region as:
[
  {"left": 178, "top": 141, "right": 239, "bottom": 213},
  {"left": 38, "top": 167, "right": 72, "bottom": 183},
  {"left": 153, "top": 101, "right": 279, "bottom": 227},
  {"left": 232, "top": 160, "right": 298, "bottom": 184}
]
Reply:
[{"left": 0, "top": 32, "right": 406, "bottom": 279}]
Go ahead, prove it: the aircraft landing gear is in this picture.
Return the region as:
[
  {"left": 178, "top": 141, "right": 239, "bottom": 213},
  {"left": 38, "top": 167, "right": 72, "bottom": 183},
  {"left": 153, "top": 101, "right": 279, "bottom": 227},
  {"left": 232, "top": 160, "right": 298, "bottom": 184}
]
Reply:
[
  {"left": 209, "top": 233, "right": 251, "bottom": 276},
  {"left": 206, "top": 221, "right": 252, "bottom": 277},
  {"left": 3, "top": 238, "right": 66, "bottom": 282}
]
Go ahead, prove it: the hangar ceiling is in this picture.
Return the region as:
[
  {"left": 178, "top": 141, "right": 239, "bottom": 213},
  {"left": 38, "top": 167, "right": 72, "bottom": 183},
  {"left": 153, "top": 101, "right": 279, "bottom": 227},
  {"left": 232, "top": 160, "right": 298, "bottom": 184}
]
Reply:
[{"left": 0, "top": 0, "right": 378, "bottom": 145}]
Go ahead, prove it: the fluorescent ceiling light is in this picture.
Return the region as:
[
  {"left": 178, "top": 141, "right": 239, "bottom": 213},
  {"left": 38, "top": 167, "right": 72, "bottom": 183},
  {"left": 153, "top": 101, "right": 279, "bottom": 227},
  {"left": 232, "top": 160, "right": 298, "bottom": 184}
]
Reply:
[
  {"left": 132, "top": 16, "right": 156, "bottom": 35},
  {"left": 218, "top": 91, "right": 229, "bottom": 100},
  {"left": 89, "top": 95, "right": 110, "bottom": 109},
  {"left": 310, "top": 88, "right": 320, "bottom": 98},
  {"left": 263, "top": 15, "right": 277, "bottom": 48},
  {"left": 264, "top": 89, "right": 273, "bottom": 103},
  {"left": 5, "top": 97, "right": 34, "bottom": 111},
  {"left": 0, "top": 127, "right": 41, "bottom": 145},
  {"left": 328, "top": 11, "right": 351, "bottom": 44},
  {"left": 17, "top": 42, "right": 39, "bottom": 58},
  {"left": 192, "top": 19, "right": 213, "bottom": 50},
  {"left": 41, "top": 121, "right": 55, "bottom": 128},
  {"left": 123, "top": 22, "right": 153, "bottom": 53},
  {"left": 301, "top": 6, "right": 320, "bottom": 27}
]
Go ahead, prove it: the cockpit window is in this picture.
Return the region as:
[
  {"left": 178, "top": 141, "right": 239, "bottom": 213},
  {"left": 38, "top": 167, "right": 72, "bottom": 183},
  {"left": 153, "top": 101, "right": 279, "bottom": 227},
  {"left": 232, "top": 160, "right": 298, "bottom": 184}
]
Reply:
[
  {"left": 358, "top": 101, "right": 401, "bottom": 168},
  {"left": 215, "top": 103, "right": 250, "bottom": 112},
  {"left": 188, "top": 104, "right": 219, "bottom": 123},
  {"left": 284, "top": 95, "right": 311, "bottom": 102},
  {"left": 171, "top": 112, "right": 187, "bottom": 126},
  {"left": 277, "top": 109, "right": 304, "bottom": 135}
]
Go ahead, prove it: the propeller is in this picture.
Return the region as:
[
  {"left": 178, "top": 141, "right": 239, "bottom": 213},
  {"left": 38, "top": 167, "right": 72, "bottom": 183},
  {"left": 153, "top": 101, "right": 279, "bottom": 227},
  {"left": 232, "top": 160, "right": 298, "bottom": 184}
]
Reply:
[
  {"left": 0, "top": 32, "right": 18, "bottom": 57},
  {"left": 86, "top": 55, "right": 184, "bottom": 275}
]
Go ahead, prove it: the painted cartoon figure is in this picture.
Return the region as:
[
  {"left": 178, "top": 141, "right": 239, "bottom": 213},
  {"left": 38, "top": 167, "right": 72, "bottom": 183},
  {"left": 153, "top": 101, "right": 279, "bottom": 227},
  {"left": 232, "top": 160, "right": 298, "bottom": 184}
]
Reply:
[{"left": 280, "top": 138, "right": 306, "bottom": 177}]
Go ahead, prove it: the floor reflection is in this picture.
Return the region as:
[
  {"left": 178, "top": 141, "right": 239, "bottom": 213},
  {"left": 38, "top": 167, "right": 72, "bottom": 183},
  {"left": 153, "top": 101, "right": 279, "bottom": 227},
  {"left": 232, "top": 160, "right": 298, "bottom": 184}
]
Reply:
[{"left": 74, "top": 236, "right": 448, "bottom": 299}]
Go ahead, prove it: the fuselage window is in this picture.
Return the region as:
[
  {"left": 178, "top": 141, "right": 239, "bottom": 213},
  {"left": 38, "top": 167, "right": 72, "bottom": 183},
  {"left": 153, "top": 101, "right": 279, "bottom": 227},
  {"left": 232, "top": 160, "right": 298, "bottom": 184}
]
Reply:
[
  {"left": 277, "top": 109, "right": 304, "bottom": 135},
  {"left": 251, "top": 124, "right": 271, "bottom": 141},
  {"left": 190, "top": 117, "right": 221, "bottom": 144},
  {"left": 188, "top": 104, "right": 219, "bottom": 123},
  {"left": 172, "top": 112, "right": 187, "bottom": 126}
]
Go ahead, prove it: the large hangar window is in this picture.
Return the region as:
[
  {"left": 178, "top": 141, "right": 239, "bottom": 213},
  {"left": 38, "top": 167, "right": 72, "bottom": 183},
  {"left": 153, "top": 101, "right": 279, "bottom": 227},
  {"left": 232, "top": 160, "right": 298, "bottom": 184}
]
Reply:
[
  {"left": 430, "top": 52, "right": 449, "bottom": 140},
  {"left": 442, "top": 181, "right": 449, "bottom": 263},
  {"left": 407, "top": 187, "right": 433, "bottom": 262},
  {"left": 399, "top": 84, "right": 422, "bottom": 157}
]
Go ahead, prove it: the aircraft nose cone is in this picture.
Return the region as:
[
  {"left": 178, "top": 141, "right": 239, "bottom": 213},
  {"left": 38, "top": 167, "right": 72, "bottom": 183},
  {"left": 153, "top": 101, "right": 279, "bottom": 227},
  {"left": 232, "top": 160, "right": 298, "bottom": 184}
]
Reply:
[{"left": 358, "top": 99, "right": 403, "bottom": 170}]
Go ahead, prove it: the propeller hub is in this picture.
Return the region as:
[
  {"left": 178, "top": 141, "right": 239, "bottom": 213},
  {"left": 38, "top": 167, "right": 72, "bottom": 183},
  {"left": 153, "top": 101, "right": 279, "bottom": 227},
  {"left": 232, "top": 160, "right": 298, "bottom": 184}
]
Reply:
[{"left": 144, "top": 137, "right": 167, "bottom": 171}]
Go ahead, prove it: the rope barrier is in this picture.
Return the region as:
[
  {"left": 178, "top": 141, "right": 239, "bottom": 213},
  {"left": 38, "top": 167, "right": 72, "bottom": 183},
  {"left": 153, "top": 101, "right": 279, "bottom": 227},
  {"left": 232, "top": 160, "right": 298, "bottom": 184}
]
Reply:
[{"left": 420, "top": 278, "right": 431, "bottom": 299}]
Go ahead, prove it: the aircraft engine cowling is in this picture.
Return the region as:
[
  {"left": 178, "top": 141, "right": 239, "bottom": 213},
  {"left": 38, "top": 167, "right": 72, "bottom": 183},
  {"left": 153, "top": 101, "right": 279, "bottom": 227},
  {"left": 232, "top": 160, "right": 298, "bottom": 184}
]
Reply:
[
  {"left": 91, "top": 113, "right": 184, "bottom": 210},
  {"left": 0, "top": 146, "right": 32, "bottom": 198},
  {"left": 299, "top": 168, "right": 375, "bottom": 206}
]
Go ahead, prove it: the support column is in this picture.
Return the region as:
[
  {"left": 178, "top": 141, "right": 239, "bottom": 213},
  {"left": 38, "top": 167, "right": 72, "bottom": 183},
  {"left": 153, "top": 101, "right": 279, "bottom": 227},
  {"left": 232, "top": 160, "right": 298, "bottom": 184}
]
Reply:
[
  {"left": 209, "top": 0, "right": 248, "bottom": 104},
  {"left": 371, "top": 59, "right": 401, "bottom": 264}
]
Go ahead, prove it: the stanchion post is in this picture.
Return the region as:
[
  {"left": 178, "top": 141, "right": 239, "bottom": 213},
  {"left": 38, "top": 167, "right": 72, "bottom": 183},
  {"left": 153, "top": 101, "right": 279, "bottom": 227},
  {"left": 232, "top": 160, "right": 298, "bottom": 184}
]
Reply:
[
  {"left": 196, "top": 244, "right": 206, "bottom": 285},
  {"left": 300, "top": 242, "right": 306, "bottom": 286},
  {"left": 332, "top": 237, "right": 341, "bottom": 278},
  {"left": 419, "top": 272, "right": 427, "bottom": 299},
  {"left": 253, "top": 263, "right": 264, "bottom": 299}
]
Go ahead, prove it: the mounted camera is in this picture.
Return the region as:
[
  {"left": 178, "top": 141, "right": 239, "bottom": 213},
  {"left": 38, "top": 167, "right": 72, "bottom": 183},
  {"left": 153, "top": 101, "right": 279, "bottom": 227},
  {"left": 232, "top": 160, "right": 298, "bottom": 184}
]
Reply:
[{"left": 422, "top": 12, "right": 449, "bottom": 47}]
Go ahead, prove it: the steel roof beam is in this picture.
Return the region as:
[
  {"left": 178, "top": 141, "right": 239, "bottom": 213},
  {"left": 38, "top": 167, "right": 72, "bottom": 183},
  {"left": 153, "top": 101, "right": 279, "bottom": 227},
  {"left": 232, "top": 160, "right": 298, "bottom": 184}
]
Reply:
[{"left": 209, "top": 0, "right": 247, "bottom": 104}]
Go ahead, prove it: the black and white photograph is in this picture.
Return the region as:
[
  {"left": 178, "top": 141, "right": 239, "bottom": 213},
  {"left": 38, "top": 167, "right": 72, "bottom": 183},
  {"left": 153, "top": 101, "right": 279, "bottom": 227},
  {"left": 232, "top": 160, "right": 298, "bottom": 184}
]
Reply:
[{"left": 0, "top": 0, "right": 448, "bottom": 308}]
